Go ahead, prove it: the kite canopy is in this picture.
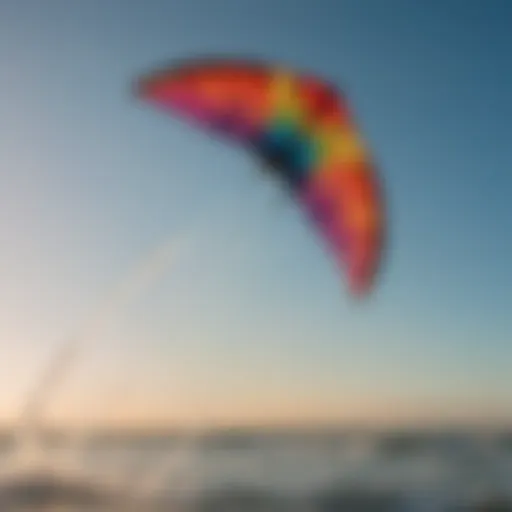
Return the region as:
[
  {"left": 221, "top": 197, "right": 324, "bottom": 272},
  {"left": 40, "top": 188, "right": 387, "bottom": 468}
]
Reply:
[{"left": 136, "top": 56, "right": 385, "bottom": 297}]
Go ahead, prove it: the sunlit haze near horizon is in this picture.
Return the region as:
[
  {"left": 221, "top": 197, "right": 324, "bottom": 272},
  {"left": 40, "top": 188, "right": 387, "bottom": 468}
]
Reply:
[{"left": 0, "top": 0, "right": 511, "bottom": 429}]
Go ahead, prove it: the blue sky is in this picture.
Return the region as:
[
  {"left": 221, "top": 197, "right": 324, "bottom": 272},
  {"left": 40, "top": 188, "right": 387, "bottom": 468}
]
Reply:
[{"left": 0, "top": 0, "right": 510, "bottom": 427}]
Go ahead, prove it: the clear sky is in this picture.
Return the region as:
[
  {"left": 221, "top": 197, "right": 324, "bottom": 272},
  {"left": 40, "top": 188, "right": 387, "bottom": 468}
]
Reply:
[{"left": 0, "top": 0, "right": 511, "bottom": 429}]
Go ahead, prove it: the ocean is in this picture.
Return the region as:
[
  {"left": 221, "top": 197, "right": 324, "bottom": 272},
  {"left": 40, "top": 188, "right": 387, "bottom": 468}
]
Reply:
[{"left": 1, "top": 429, "right": 512, "bottom": 510}]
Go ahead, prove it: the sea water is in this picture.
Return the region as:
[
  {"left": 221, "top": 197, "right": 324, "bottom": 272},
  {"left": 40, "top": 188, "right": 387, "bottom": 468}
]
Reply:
[{"left": 1, "top": 430, "right": 512, "bottom": 510}]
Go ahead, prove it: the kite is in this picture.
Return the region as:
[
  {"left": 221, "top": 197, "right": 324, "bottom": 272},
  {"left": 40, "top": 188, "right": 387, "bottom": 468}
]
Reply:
[{"left": 135, "top": 56, "right": 385, "bottom": 297}]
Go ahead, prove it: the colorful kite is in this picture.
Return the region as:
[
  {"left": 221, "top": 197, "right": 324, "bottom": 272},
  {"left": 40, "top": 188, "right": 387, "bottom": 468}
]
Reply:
[{"left": 136, "top": 57, "right": 385, "bottom": 297}]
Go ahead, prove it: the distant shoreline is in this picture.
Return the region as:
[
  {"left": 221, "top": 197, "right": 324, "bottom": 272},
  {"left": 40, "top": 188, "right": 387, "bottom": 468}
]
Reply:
[{"left": 2, "top": 423, "right": 512, "bottom": 446}]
